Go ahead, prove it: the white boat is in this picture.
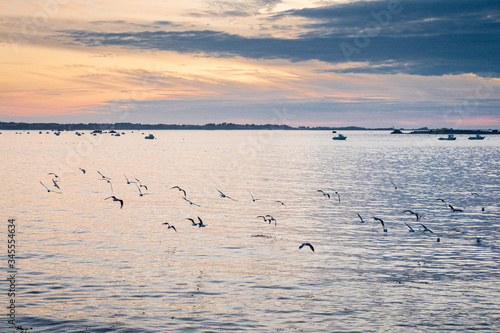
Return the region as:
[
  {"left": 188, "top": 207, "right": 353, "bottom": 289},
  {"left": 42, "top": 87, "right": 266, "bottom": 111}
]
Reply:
[
  {"left": 438, "top": 134, "right": 456, "bottom": 140},
  {"left": 332, "top": 133, "right": 347, "bottom": 140},
  {"left": 468, "top": 134, "right": 485, "bottom": 140}
]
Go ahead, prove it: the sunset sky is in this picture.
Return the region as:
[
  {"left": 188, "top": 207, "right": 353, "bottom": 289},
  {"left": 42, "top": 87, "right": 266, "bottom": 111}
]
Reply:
[{"left": 1, "top": 0, "right": 499, "bottom": 128}]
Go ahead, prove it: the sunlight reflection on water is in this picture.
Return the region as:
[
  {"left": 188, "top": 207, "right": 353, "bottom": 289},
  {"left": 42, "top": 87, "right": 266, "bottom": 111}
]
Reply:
[{"left": 1, "top": 130, "right": 499, "bottom": 332}]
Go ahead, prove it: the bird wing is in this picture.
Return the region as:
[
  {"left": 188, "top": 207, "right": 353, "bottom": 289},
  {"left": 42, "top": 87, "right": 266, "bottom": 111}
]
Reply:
[{"left": 39, "top": 181, "right": 49, "bottom": 190}]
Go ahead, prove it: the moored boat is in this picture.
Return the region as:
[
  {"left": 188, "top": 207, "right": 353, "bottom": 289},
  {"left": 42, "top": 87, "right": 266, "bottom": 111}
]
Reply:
[
  {"left": 332, "top": 133, "right": 347, "bottom": 140},
  {"left": 438, "top": 134, "right": 456, "bottom": 140},
  {"left": 145, "top": 134, "right": 155, "bottom": 139},
  {"left": 468, "top": 134, "right": 485, "bottom": 140}
]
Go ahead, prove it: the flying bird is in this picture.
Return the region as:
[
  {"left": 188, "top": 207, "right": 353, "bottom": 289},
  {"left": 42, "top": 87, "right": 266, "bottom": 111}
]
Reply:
[
  {"left": 183, "top": 197, "right": 201, "bottom": 207},
  {"left": 275, "top": 200, "right": 287, "bottom": 208},
  {"left": 100, "top": 178, "right": 113, "bottom": 192},
  {"left": 357, "top": 213, "right": 365, "bottom": 223},
  {"left": 79, "top": 168, "right": 86, "bottom": 174},
  {"left": 403, "top": 210, "right": 421, "bottom": 221},
  {"left": 136, "top": 184, "right": 150, "bottom": 197},
  {"left": 135, "top": 178, "right": 148, "bottom": 191},
  {"left": 249, "top": 191, "right": 260, "bottom": 202},
  {"left": 171, "top": 186, "right": 187, "bottom": 198},
  {"left": 124, "top": 174, "right": 137, "bottom": 184},
  {"left": 265, "top": 215, "right": 277, "bottom": 226},
  {"left": 420, "top": 223, "right": 433, "bottom": 233},
  {"left": 48, "top": 172, "right": 60, "bottom": 180},
  {"left": 467, "top": 189, "right": 480, "bottom": 196},
  {"left": 162, "top": 223, "right": 177, "bottom": 232},
  {"left": 216, "top": 188, "right": 237, "bottom": 201},
  {"left": 197, "top": 216, "right": 207, "bottom": 228},
  {"left": 373, "top": 217, "right": 387, "bottom": 233},
  {"left": 390, "top": 180, "right": 398, "bottom": 189},
  {"left": 97, "top": 171, "right": 111, "bottom": 180},
  {"left": 257, "top": 215, "right": 268, "bottom": 222},
  {"left": 333, "top": 191, "right": 340, "bottom": 203},
  {"left": 105, "top": 196, "right": 123, "bottom": 208},
  {"left": 404, "top": 222, "right": 415, "bottom": 232},
  {"left": 299, "top": 242, "right": 315, "bottom": 252},
  {"left": 52, "top": 178, "right": 60, "bottom": 189},
  {"left": 448, "top": 204, "right": 463, "bottom": 212},
  {"left": 317, "top": 190, "right": 330, "bottom": 199},
  {"left": 40, "top": 181, "right": 61, "bottom": 194},
  {"left": 186, "top": 218, "right": 198, "bottom": 226}
]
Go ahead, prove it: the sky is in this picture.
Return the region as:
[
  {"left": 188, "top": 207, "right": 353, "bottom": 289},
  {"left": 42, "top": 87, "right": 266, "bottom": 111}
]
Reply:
[{"left": 1, "top": 0, "right": 499, "bottom": 128}]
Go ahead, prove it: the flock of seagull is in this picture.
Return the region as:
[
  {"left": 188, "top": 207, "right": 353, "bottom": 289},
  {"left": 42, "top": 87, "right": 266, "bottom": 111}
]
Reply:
[{"left": 40, "top": 169, "right": 483, "bottom": 251}]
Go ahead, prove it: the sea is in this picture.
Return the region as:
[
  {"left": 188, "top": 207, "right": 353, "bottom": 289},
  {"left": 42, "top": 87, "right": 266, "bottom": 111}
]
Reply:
[{"left": 1, "top": 130, "right": 499, "bottom": 332}]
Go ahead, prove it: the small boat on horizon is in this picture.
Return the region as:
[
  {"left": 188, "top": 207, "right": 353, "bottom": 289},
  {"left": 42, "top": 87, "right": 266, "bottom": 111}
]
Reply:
[
  {"left": 332, "top": 133, "right": 347, "bottom": 140},
  {"left": 438, "top": 134, "right": 456, "bottom": 141},
  {"left": 145, "top": 134, "right": 155, "bottom": 140},
  {"left": 468, "top": 134, "right": 485, "bottom": 140}
]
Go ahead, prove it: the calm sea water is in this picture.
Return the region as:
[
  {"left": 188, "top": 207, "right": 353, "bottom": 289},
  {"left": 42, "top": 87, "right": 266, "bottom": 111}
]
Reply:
[{"left": 1, "top": 130, "right": 499, "bottom": 332}]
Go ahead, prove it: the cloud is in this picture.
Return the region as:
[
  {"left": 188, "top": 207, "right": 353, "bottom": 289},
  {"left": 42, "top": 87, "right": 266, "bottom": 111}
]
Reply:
[{"left": 53, "top": 0, "right": 500, "bottom": 77}]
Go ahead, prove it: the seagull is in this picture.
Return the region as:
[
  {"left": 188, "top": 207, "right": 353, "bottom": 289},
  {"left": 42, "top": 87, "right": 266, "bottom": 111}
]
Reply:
[
  {"left": 183, "top": 197, "right": 201, "bottom": 207},
  {"left": 420, "top": 223, "right": 433, "bottom": 233},
  {"left": 171, "top": 186, "right": 186, "bottom": 198},
  {"left": 333, "top": 191, "right": 340, "bottom": 203},
  {"left": 357, "top": 213, "right": 365, "bottom": 223},
  {"left": 124, "top": 174, "right": 137, "bottom": 184},
  {"left": 265, "top": 215, "right": 277, "bottom": 226},
  {"left": 105, "top": 196, "right": 123, "bottom": 208},
  {"left": 48, "top": 172, "right": 60, "bottom": 180},
  {"left": 275, "top": 200, "right": 286, "bottom": 208},
  {"left": 136, "top": 184, "right": 150, "bottom": 197},
  {"left": 257, "top": 215, "right": 268, "bottom": 222},
  {"left": 79, "top": 168, "right": 86, "bottom": 174},
  {"left": 403, "top": 210, "right": 421, "bottom": 221},
  {"left": 135, "top": 178, "right": 148, "bottom": 191},
  {"left": 162, "top": 223, "right": 177, "bottom": 232},
  {"left": 467, "top": 189, "right": 480, "bottom": 197},
  {"left": 249, "top": 191, "right": 260, "bottom": 202},
  {"left": 317, "top": 190, "right": 330, "bottom": 199},
  {"left": 186, "top": 218, "right": 198, "bottom": 226},
  {"left": 40, "top": 181, "right": 62, "bottom": 194},
  {"left": 373, "top": 217, "right": 387, "bottom": 233},
  {"left": 197, "top": 216, "right": 207, "bottom": 228},
  {"left": 100, "top": 178, "right": 113, "bottom": 192},
  {"left": 476, "top": 237, "right": 482, "bottom": 245},
  {"left": 97, "top": 171, "right": 111, "bottom": 180},
  {"left": 448, "top": 204, "right": 463, "bottom": 212},
  {"left": 390, "top": 180, "right": 398, "bottom": 189},
  {"left": 436, "top": 198, "right": 447, "bottom": 205},
  {"left": 299, "top": 242, "right": 315, "bottom": 252},
  {"left": 216, "top": 188, "right": 237, "bottom": 201},
  {"left": 52, "top": 178, "right": 60, "bottom": 190},
  {"left": 404, "top": 222, "right": 415, "bottom": 232}
]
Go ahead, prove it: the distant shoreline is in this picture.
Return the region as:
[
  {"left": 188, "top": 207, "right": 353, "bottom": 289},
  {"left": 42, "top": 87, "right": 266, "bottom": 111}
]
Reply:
[
  {"left": 0, "top": 122, "right": 392, "bottom": 131},
  {"left": 0, "top": 122, "right": 498, "bottom": 133}
]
